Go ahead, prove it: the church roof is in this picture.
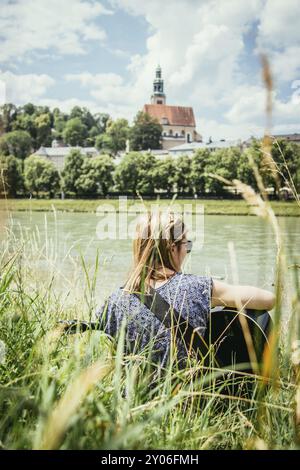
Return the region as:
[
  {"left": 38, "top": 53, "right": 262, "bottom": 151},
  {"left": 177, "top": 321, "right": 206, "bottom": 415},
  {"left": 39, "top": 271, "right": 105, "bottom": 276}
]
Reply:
[{"left": 143, "top": 104, "right": 196, "bottom": 127}]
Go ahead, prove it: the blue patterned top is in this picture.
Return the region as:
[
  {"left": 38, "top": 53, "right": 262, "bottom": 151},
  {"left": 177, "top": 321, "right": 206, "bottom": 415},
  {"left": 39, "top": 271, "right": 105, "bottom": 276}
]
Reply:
[{"left": 96, "top": 272, "right": 213, "bottom": 369}]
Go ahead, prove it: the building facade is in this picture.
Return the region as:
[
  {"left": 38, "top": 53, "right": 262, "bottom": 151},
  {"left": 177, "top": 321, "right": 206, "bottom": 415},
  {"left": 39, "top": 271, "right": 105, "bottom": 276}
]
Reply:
[
  {"left": 34, "top": 140, "right": 98, "bottom": 171},
  {"left": 271, "top": 133, "right": 300, "bottom": 144},
  {"left": 143, "top": 66, "right": 202, "bottom": 150}
]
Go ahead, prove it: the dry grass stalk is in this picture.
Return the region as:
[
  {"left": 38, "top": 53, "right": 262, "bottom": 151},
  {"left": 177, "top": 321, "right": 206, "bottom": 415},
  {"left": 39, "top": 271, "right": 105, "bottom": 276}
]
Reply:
[{"left": 37, "top": 360, "right": 113, "bottom": 450}]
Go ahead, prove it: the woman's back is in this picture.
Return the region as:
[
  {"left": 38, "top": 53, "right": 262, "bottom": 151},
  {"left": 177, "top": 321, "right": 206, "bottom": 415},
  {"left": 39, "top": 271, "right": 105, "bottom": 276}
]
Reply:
[{"left": 96, "top": 272, "right": 213, "bottom": 368}]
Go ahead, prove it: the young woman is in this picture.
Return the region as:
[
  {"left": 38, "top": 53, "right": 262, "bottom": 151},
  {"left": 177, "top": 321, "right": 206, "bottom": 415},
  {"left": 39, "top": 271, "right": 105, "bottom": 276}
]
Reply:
[{"left": 96, "top": 212, "right": 275, "bottom": 368}]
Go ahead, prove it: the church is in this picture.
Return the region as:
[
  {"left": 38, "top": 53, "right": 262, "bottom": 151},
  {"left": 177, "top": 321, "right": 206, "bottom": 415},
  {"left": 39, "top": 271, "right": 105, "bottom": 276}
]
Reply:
[{"left": 143, "top": 65, "right": 202, "bottom": 150}]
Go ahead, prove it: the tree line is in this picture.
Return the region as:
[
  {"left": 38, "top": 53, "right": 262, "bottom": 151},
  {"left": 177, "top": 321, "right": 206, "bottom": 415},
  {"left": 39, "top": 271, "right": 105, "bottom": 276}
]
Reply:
[
  {"left": 1, "top": 141, "right": 299, "bottom": 198},
  {"left": 0, "top": 103, "right": 299, "bottom": 198},
  {"left": 0, "top": 103, "right": 162, "bottom": 155}
]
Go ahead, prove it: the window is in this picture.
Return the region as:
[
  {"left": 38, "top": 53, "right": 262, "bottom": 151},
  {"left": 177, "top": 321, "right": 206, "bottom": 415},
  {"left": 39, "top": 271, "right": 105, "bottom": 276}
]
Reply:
[
  {"left": 187, "top": 133, "right": 191, "bottom": 143},
  {"left": 169, "top": 129, "right": 173, "bottom": 136},
  {"left": 181, "top": 130, "right": 185, "bottom": 136},
  {"left": 157, "top": 100, "right": 163, "bottom": 104}
]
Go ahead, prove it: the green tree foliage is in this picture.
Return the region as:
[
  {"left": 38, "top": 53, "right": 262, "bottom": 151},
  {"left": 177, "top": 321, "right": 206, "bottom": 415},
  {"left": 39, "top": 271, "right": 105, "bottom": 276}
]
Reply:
[
  {"left": 205, "top": 148, "right": 241, "bottom": 195},
  {"left": 95, "top": 134, "right": 114, "bottom": 155},
  {"left": 152, "top": 157, "right": 176, "bottom": 193},
  {"left": 86, "top": 126, "right": 101, "bottom": 147},
  {"left": 11, "top": 104, "right": 53, "bottom": 150},
  {"left": 75, "top": 155, "right": 115, "bottom": 196},
  {"left": 69, "top": 106, "right": 95, "bottom": 129},
  {"left": 129, "top": 112, "right": 162, "bottom": 151},
  {"left": 61, "top": 149, "right": 85, "bottom": 195},
  {"left": 0, "top": 155, "right": 23, "bottom": 197},
  {"left": 237, "top": 147, "right": 261, "bottom": 191},
  {"left": 62, "top": 118, "right": 88, "bottom": 146},
  {"left": 0, "top": 130, "right": 32, "bottom": 159},
  {"left": 270, "top": 139, "right": 300, "bottom": 193},
  {"left": 191, "top": 149, "right": 210, "bottom": 194},
  {"left": 52, "top": 108, "right": 68, "bottom": 141},
  {"left": 172, "top": 155, "right": 193, "bottom": 193},
  {"left": 106, "top": 118, "right": 130, "bottom": 154},
  {"left": 34, "top": 113, "right": 52, "bottom": 148},
  {"left": 94, "top": 113, "right": 110, "bottom": 134},
  {"left": 66, "top": 107, "right": 110, "bottom": 147},
  {"left": 96, "top": 118, "right": 130, "bottom": 155},
  {"left": 24, "top": 155, "right": 60, "bottom": 197},
  {"left": 1, "top": 102, "right": 300, "bottom": 198},
  {"left": 0, "top": 104, "right": 18, "bottom": 133},
  {"left": 114, "top": 152, "right": 156, "bottom": 194}
]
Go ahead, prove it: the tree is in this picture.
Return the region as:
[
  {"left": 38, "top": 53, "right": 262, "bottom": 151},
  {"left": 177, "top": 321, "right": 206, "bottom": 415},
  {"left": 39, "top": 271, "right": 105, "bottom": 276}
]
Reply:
[
  {"left": 61, "top": 149, "right": 85, "bottom": 195},
  {"left": 75, "top": 155, "right": 115, "bottom": 196},
  {"left": 270, "top": 139, "right": 300, "bottom": 194},
  {"left": 94, "top": 112, "right": 110, "bottom": 134},
  {"left": 52, "top": 108, "right": 68, "bottom": 141},
  {"left": 152, "top": 157, "right": 176, "bottom": 194},
  {"left": 205, "top": 148, "right": 241, "bottom": 195},
  {"left": 0, "top": 130, "right": 32, "bottom": 159},
  {"left": 114, "top": 151, "right": 156, "bottom": 194},
  {"left": 86, "top": 125, "right": 101, "bottom": 147},
  {"left": 12, "top": 113, "right": 36, "bottom": 144},
  {"left": 106, "top": 118, "right": 130, "bottom": 154},
  {"left": 95, "top": 133, "right": 114, "bottom": 155},
  {"left": 11, "top": 104, "right": 54, "bottom": 150},
  {"left": 62, "top": 117, "right": 88, "bottom": 146},
  {"left": 129, "top": 112, "right": 162, "bottom": 151},
  {"left": 69, "top": 106, "right": 95, "bottom": 129},
  {"left": 95, "top": 119, "right": 130, "bottom": 155},
  {"left": 34, "top": 113, "right": 52, "bottom": 148},
  {"left": 237, "top": 147, "right": 260, "bottom": 191},
  {"left": 173, "top": 155, "right": 193, "bottom": 193},
  {"left": 0, "top": 155, "right": 23, "bottom": 197},
  {"left": 191, "top": 149, "right": 210, "bottom": 194},
  {"left": 24, "top": 155, "right": 60, "bottom": 197},
  {"left": 0, "top": 104, "right": 18, "bottom": 134}
]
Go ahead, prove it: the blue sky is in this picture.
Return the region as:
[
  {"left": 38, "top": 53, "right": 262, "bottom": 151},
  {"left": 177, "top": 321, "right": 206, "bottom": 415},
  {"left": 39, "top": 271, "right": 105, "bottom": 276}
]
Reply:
[{"left": 0, "top": 0, "right": 299, "bottom": 140}]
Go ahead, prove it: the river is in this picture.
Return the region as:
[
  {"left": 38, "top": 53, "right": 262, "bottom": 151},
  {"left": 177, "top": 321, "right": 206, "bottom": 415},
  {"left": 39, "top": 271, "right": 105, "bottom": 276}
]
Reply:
[{"left": 3, "top": 210, "right": 299, "bottom": 312}]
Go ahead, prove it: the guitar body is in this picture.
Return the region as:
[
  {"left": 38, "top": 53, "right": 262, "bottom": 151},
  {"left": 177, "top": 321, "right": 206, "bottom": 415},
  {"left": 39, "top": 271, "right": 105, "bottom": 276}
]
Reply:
[{"left": 203, "top": 306, "right": 272, "bottom": 374}]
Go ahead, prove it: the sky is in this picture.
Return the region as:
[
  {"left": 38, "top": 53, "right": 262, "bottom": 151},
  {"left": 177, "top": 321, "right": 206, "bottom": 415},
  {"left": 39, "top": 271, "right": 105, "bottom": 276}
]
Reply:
[{"left": 0, "top": 0, "right": 299, "bottom": 141}]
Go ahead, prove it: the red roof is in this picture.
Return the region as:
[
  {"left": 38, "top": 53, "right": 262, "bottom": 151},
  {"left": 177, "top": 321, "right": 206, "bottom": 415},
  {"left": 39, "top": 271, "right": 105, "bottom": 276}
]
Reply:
[{"left": 143, "top": 104, "right": 196, "bottom": 127}]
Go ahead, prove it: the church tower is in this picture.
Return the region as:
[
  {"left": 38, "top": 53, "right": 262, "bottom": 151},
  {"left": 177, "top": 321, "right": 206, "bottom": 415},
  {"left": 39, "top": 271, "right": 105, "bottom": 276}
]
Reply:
[{"left": 151, "top": 65, "right": 166, "bottom": 105}]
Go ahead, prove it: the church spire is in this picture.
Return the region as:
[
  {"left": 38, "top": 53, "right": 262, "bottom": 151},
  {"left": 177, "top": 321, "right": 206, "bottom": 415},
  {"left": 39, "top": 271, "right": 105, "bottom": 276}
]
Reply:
[{"left": 151, "top": 65, "right": 166, "bottom": 105}]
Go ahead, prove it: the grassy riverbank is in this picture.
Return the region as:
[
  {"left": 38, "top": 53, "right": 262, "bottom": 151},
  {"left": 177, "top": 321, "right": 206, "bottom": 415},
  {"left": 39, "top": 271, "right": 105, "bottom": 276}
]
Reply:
[
  {"left": 0, "top": 249, "right": 298, "bottom": 450},
  {"left": 0, "top": 198, "right": 299, "bottom": 216},
  {"left": 0, "top": 188, "right": 299, "bottom": 450}
]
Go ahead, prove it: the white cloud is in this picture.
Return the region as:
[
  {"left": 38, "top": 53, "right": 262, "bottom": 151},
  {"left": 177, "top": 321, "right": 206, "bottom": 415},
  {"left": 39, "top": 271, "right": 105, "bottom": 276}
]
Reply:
[
  {"left": 0, "top": 0, "right": 112, "bottom": 63},
  {"left": 112, "top": 0, "right": 263, "bottom": 101},
  {"left": 257, "top": 0, "right": 300, "bottom": 85},
  {"left": 0, "top": 70, "right": 55, "bottom": 104},
  {"left": 1, "top": 0, "right": 299, "bottom": 140},
  {"left": 66, "top": 72, "right": 129, "bottom": 100},
  {"left": 197, "top": 117, "right": 263, "bottom": 141},
  {"left": 64, "top": 71, "right": 141, "bottom": 119},
  {"left": 61, "top": 0, "right": 299, "bottom": 138},
  {"left": 40, "top": 97, "right": 98, "bottom": 114},
  {"left": 224, "top": 84, "right": 300, "bottom": 135},
  {"left": 258, "top": 0, "right": 300, "bottom": 49},
  {"left": 104, "top": 1, "right": 267, "bottom": 128},
  {"left": 269, "top": 47, "right": 300, "bottom": 83}
]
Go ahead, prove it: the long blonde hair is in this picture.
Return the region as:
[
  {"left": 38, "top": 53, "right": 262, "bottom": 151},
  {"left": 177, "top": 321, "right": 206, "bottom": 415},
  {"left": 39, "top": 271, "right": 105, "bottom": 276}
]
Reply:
[{"left": 124, "top": 211, "right": 187, "bottom": 294}]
